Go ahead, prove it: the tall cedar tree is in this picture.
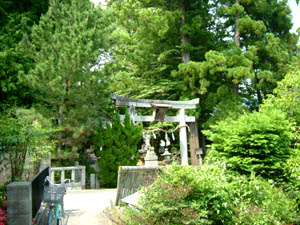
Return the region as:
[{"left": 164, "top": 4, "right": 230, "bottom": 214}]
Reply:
[
  {"left": 107, "top": 0, "right": 217, "bottom": 100},
  {"left": 19, "top": 0, "right": 110, "bottom": 154},
  {"left": 106, "top": 0, "right": 298, "bottom": 149}
]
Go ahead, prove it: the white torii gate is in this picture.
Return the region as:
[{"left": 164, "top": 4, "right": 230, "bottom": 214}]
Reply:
[{"left": 112, "top": 94, "right": 200, "bottom": 165}]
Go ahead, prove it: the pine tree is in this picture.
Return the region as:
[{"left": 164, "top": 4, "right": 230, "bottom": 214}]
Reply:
[
  {"left": 19, "top": 0, "right": 110, "bottom": 153},
  {"left": 0, "top": 0, "right": 49, "bottom": 110}
]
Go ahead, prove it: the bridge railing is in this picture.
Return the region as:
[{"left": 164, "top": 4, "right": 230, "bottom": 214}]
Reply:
[{"left": 50, "top": 166, "right": 86, "bottom": 189}]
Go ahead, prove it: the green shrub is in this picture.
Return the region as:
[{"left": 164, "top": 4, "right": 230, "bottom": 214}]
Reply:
[
  {"left": 232, "top": 175, "right": 297, "bottom": 224},
  {"left": 284, "top": 149, "right": 300, "bottom": 210},
  {"left": 0, "top": 108, "right": 53, "bottom": 181},
  {"left": 203, "top": 109, "right": 295, "bottom": 182},
  {"left": 93, "top": 109, "right": 143, "bottom": 188},
  {"left": 119, "top": 163, "right": 297, "bottom": 225}
]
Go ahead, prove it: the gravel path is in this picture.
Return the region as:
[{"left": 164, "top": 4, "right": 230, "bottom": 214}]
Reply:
[{"left": 64, "top": 189, "right": 117, "bottom": 225}]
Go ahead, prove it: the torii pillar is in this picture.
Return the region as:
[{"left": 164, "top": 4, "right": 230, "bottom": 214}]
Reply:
[{"left": 179, "top": 108, "right": 188, "bottom": 165}]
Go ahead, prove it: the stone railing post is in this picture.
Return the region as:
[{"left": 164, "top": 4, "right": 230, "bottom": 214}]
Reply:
[
  {"left": 81, "top": 166, "right": 86, "bottom": 188},
  {"left": 7, "top": 182, "right": 32, "bottom": 225}
]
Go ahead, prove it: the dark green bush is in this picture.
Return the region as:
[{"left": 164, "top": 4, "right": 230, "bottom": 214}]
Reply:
[
  {"left": 204, "top": 109, "right": 295, "bottom": 182},
  {"left": 93, "top": 109, "right": 143, "bottom": 187},
  {"left": 120, "top": 163, "right": 297, "bottom": 225}
]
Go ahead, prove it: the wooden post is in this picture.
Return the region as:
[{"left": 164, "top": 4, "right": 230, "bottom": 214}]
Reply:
[
  {"left": 188, "top": 122, "right": 201, "bottom": 166},
  {"left": 179, "top": 108, "right": 188, "bottom": 165}
]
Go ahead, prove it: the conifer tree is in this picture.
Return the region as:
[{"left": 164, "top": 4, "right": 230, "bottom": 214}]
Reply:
[
  {"left": 19, "top": 0, "right": 110, "bottom": 153},
  {"left": 93, "top": 110, "right": 143, "bottom": 187},
  {"left": 0, "top": 0, "right": 49, "bottom": 110}
]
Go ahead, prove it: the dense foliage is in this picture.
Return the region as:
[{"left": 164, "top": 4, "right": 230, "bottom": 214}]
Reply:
[
  {"left": 204, "top": 109, "right": 295, "bottom": 182},
  {"left": 260, "top": 67, "right": 300, "bottom": 208},
  {"left": 93, "top": 110, "right": 143, "bottom": 187},
  {"left": 119, "top": 163, "right": 297, "bottom": 225},
  {"left": 262, "top": 66, "right": 300, "bottom": 125},
  {"left": 0, "top": 0, "right": 49, "bottom": 110}
]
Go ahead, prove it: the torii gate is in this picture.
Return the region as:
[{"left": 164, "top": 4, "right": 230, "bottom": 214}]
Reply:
[{"left": 112, "top": 94, "right": 201, "bottom": 166}]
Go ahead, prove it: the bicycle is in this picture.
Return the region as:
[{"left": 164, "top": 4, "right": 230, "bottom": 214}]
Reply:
[{"left": 34, "top": 176, "right": 67, "bottom": 225}]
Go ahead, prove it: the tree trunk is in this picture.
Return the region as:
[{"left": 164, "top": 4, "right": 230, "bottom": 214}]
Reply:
[
  {"left": 233, "top": 0, "right": 241, "bottom": 96},
  {"left": 199, "top": 129, "right": 206, "bottom": 156},
  {"left": 58, "top": 103, "right": 64, "bottom": 151},
  {"left": 234, "top": 0, "right": 241, "bottom": 48},
  {"left": 253, "top": 73, "right": 263, "bottom": 107},
  {"left": 256, "top": 88, "right": 263, "bottom": 106},
  {"left": 67, "top": 79, "right": 71, "bottom": 113},
  {"left": 179, "top": 0, "right": 190, "bottom": 64}
]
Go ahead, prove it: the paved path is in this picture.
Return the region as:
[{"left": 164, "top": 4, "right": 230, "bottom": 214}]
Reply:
[{"left": 64, "top": 189, "right": 117, "bottom": 225}]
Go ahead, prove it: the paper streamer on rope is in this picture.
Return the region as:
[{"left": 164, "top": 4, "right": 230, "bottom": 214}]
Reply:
[
  {"left": 172, "top": 132, "right": 175, "bottom": 141},
  {"left": 152, "top": 131, "right": 156, "bottom": 139},
  {"left": 165, "top": 132, "right": 170, "bottom": 146}
]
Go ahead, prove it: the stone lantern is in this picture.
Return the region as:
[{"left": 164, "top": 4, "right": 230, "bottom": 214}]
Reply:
[
  {"left": 161, "top": 149, "right": 172, "bottom": 164},
  {"left": 144, "top": 146, "right": 158, "bottom": 166}
]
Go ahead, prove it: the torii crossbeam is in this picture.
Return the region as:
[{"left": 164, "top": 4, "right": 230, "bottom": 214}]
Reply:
[{"left": 112, "top": 94, "right": 200, "bottom": 165}]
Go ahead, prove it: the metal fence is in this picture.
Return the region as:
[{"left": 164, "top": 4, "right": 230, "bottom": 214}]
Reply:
[{"left": 31, "top": 167, "right": 49, "bottom": 218}]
